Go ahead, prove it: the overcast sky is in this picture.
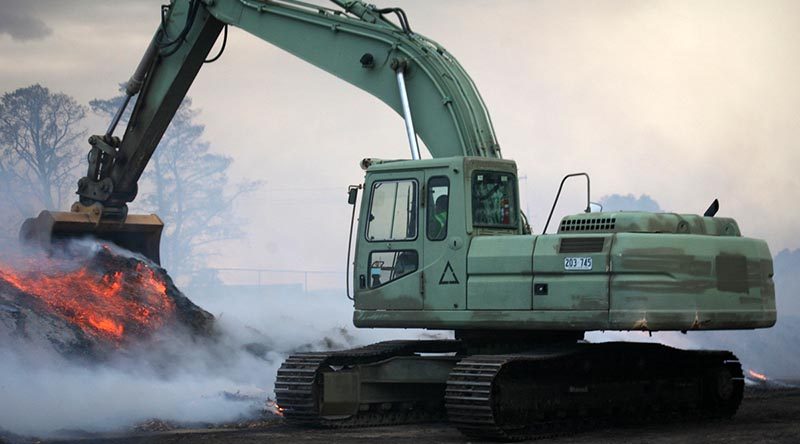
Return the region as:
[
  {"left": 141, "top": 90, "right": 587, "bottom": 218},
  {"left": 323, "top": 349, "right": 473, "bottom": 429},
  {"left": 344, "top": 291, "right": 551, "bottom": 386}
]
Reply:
[{"left": 1, "top": 0, "right": 798, "bottom": 276}]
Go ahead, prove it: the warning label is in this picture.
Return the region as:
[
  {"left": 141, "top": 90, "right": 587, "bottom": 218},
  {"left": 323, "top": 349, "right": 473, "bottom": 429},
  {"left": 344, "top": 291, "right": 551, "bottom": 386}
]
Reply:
[{"left": 438, "top": 261, "right": 460, "bottom": 285}]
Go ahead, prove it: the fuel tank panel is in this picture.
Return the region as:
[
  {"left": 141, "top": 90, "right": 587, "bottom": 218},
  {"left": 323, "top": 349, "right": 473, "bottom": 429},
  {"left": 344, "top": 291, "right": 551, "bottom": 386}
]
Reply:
[{"left": 608, "top": 232, "right": 775, "bottom": 330}]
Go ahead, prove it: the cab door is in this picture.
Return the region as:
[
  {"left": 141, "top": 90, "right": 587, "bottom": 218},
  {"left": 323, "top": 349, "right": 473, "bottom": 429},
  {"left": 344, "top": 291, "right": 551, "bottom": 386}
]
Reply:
[
  {"left": 422, "top": 170, "right": 467, "bottom": 310},
  {"left": 354, "top": 172, "right": 424, "bottom": 310}
]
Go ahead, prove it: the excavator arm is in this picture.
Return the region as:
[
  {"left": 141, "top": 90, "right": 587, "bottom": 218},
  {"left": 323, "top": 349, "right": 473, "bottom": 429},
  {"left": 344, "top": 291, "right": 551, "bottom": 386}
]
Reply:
[{"left": 21, "top": 0, "right": 500, "bottom": 262}]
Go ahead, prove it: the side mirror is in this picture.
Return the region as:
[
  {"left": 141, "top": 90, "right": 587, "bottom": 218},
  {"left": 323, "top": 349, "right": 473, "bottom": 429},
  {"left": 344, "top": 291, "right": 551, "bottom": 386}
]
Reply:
[{"left": 348, "top": 186, "right": 359, "bottom": 205}]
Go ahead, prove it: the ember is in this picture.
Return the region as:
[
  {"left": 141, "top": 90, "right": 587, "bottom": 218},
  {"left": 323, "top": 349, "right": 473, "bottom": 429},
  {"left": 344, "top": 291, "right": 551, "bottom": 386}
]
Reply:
[
  {"left": 749, "top": 369, "right": 768, "bottom": 381},
  {"left": 266, "top": 398, "right": 285, "bottom": 417},
  {"left": 0, "top": 253, "right": 173, "bottom": 342},
  {"left": 0, "top": 241, "right": 214, "bottom": 355}
]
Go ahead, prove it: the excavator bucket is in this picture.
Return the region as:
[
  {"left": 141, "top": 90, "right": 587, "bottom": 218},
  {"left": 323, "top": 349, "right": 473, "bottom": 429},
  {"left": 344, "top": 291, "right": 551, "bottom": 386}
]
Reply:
[{"left": 19, "top": 211, "right": 164, "bottom": 265}]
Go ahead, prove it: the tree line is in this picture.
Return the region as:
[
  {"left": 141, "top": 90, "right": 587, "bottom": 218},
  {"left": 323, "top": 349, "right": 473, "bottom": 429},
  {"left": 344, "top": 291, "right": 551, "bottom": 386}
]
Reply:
[{"left": 0, "top": 84, "right": 257, "bottom": 283}]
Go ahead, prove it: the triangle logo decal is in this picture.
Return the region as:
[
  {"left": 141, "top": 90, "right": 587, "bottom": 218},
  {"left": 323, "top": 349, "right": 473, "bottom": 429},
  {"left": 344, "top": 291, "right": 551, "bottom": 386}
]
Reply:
[{"left": 438, "top": 261, "right": 460, "bottom": 285}]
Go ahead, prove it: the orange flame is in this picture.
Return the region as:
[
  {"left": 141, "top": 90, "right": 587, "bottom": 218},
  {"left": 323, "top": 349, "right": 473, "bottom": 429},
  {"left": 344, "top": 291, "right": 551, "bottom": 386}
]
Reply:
[
  {"left": 0, "top": 250, "right": 174, "bottom": 343},
  {"left": 266, "top": 399, "right": 285, "bottom": 417},
  {"left": 748, "top": 369, "right": 768, "bottom": 381}
]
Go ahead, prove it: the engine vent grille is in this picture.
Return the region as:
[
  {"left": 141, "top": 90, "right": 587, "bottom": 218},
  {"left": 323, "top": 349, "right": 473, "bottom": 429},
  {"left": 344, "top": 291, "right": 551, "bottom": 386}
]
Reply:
[
  {"left": 559, "top": 237, "right": 606, "bottom": 253},
  {"left": 559, "top": 217, "right": 616, "bottom": 232}
]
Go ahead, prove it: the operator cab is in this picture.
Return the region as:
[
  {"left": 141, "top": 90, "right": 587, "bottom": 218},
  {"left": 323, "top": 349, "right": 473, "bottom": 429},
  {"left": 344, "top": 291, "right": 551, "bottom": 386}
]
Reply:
[{"left": 352, "top": 156, "right": 521, "bottom": 314}]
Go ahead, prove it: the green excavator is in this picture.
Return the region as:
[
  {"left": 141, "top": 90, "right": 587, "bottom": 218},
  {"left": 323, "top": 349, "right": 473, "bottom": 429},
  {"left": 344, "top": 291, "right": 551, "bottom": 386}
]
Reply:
[{"left": 20, "top": 0, "right": 775, "bottom": 440}]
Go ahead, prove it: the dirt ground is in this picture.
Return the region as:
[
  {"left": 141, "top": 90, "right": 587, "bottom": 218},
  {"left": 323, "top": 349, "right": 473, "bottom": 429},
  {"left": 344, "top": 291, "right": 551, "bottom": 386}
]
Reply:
[{"left": 27, "top": 384, "right": 800, "bottom": 444}]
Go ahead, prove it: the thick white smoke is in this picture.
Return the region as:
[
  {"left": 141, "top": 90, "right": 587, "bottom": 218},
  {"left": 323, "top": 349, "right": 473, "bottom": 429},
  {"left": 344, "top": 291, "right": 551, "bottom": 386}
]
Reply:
[{"left": 0, "top": 238, "right": 432, "bottom": 439}]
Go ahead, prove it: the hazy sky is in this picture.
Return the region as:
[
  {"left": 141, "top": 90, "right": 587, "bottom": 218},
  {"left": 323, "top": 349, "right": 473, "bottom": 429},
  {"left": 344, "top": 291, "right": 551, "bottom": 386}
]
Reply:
[{"left": 1, "top": 0, "right": 798, "bottom": 276}]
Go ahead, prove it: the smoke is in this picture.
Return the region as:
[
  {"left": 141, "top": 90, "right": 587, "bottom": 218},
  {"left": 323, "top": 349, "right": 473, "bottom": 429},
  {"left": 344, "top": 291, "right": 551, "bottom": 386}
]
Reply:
[
  {"left": 774, "top": 249, "right": 800, "bottom": 316},
  {"left": 0, "top": 2, "right": 53, "bottom": 42},
  {"left": 0, "top": 339, "right": 266, "bottom": 436},
  {"left": 0, "top": 238, "right": 409, "bottom": 439},
  {"left": 598, "top": 193, "right": 663, "bottom": 212}
]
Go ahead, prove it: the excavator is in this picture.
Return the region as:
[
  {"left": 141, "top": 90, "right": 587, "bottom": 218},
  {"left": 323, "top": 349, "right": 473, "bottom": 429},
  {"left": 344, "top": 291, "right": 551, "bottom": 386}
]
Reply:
[{"left": 20, "top": 0, "right": 776, "bottom": 440}]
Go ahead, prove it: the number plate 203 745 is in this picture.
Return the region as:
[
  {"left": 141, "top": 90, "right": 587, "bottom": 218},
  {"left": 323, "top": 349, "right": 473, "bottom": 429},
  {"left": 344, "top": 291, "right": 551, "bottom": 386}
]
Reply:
[{"left": 564, "top": 257, "right": 593, "bottom": 271}]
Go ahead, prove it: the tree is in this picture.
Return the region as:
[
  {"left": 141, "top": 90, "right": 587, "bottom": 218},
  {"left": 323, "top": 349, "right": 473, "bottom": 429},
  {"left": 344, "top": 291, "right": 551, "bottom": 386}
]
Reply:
[
  {"left": 0, "top": 158, "right": 23, "bottom": 241},
  {"left": 90, "top": 93, "right": 258, "bottom": 281},
  {"left": 0, "top": 84, "right": 86, "bottom": 240}
]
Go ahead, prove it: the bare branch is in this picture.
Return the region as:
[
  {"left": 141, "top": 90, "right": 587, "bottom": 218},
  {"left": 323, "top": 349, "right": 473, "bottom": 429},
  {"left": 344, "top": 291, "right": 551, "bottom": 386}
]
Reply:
[{"left": 0, "top": 84, "right": 86, "bottom": 214}]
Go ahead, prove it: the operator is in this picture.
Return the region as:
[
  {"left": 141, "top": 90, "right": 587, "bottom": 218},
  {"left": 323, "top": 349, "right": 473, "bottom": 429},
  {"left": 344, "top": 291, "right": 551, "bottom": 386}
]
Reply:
[{"left": 429, "top": 195, "right": 449, "bottom": 239}]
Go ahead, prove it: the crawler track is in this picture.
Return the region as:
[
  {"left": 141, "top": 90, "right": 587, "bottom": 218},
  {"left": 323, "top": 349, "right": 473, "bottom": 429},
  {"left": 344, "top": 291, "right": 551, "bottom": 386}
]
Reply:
[
  {"left": 277, "top": 340, "right": 743, "bottom": 440},
  {"left": 275, "top": 340, "right": 461, "bottom": 427},
  {"left": 445, "top": 342, "right": 744, "bottom": 441}
]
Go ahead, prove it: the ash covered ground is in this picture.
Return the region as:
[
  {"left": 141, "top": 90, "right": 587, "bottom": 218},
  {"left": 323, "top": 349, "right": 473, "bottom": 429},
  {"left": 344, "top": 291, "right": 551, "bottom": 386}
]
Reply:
[{"left": 26, "top": 386, "right": 800, "bottom": 444}]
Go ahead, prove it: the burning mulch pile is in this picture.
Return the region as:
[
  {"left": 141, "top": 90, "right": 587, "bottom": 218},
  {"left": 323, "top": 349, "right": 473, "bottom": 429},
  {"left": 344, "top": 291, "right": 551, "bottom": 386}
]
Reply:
[{"left": 0, "top": 242, "right": 214, "bottom": 359}]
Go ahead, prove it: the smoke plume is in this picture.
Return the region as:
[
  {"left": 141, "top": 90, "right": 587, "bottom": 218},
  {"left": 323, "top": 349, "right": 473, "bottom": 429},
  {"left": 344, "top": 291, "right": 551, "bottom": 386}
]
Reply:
[{"left": 0, "top": 238, "right": 387, "bottom": 439}]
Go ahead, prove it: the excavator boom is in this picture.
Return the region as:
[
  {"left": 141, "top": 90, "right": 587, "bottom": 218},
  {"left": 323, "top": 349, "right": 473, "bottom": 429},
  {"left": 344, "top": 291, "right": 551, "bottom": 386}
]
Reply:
[{"left": 20, "top": 0, "right": 500, "bottom": 263}]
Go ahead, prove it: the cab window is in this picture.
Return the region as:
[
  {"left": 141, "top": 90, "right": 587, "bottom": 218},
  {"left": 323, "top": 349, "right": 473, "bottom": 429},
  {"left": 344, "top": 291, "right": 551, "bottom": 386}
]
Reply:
[
  {"left": 368, "top": 250, "right": 418, "bottom": 288},
  {"left": 427, "top": 176, "right": 449, "bottom": 241},
  {"left": 366, "top": 179, "right": 418, "bottom": 241},
  {"left": 472, "top": 172, "right": 517, "bottom": 228}
]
